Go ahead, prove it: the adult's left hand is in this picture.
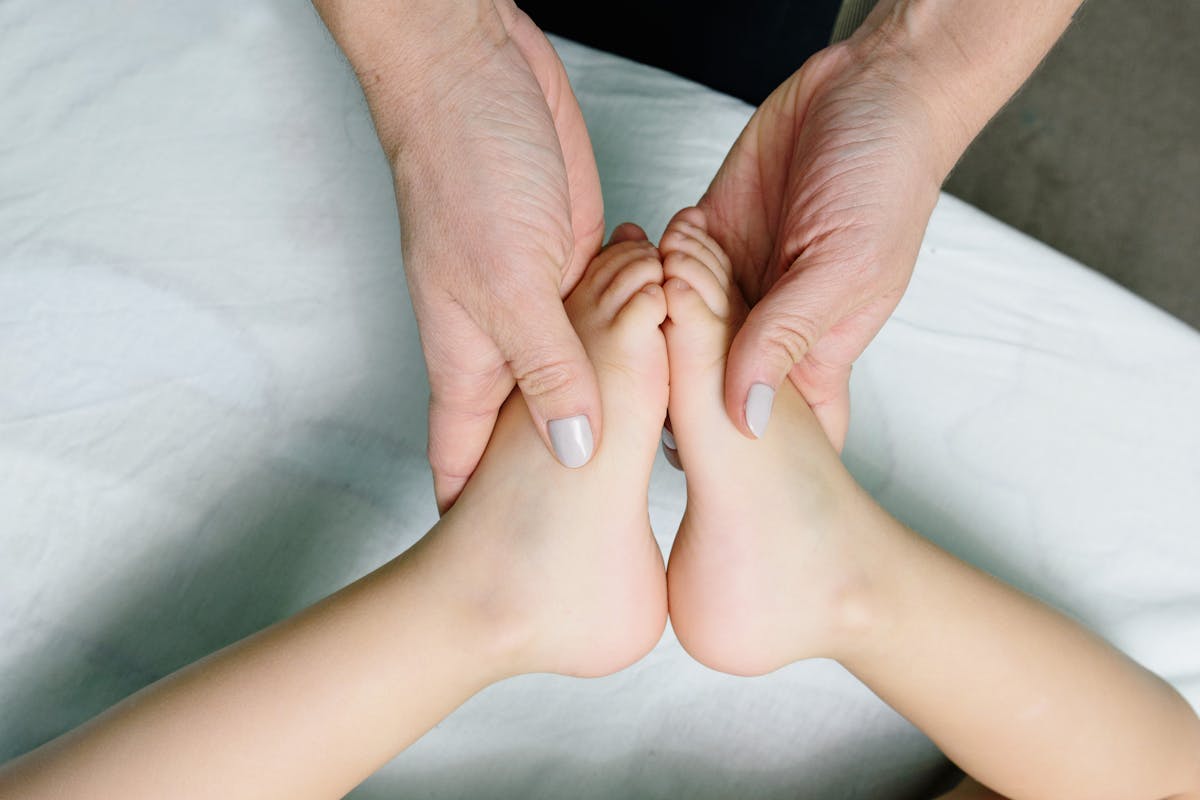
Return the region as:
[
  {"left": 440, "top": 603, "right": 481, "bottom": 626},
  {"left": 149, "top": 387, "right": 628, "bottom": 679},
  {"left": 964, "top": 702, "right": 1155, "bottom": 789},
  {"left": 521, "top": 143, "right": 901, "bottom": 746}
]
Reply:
[
  {"left": 696, "top": 39, "right": 951, "bottom": 450},
  {"left": 697, "top": 0, "right": 1082, "bottom": 450}
]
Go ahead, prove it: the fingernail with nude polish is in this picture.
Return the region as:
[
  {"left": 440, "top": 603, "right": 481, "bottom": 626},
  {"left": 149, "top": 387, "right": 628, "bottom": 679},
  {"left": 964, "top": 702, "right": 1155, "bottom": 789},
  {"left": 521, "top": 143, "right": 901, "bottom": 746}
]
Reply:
[
  {"left": 745, "top": 383, "right": 775, "bottom": 439},
  {"left": 549, "top": 415, "right": 594, "bottom": 468}
]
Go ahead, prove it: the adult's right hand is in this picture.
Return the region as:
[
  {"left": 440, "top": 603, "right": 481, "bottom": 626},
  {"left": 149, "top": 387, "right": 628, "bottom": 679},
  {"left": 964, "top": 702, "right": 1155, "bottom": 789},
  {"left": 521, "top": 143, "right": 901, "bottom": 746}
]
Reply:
[{"left": 316, "top": 1, "right": 605, "bottom": 512}]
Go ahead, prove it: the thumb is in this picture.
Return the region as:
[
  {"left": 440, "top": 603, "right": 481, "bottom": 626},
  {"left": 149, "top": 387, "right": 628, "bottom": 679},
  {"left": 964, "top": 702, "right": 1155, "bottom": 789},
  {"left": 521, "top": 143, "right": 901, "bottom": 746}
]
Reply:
[
  {"left": 494, "top": 292, "right": 602, "bottom": 469},
  {"left": 724, "top": 266, "right": 847, "bottom": 440}
]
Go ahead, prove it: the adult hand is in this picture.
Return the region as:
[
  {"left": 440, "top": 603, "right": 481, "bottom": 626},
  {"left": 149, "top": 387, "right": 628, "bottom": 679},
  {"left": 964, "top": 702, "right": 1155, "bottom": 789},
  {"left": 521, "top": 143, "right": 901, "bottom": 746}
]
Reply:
[
  {"left": 698, "top": 0, "right": 1082, "bottom": 450},
  {"left": 321, "top": 1, "right": 605, "bottom": 511},
  {"left": 697, "top": 41, "right": 947, "bottom": 450}
]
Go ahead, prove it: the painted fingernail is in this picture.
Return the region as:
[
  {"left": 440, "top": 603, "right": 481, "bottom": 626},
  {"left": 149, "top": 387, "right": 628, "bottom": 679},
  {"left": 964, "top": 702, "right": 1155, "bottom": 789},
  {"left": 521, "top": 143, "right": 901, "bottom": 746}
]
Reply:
[
  {"left": 662, "top": 442, "right": 682, "bottom": 470},
  {"left": 661, "top": 427, "right": 682, "bottom": 470},
  {"left": 745, "top": 383, "right": 775, "bottom": 438},
  {"left": 548, "top": 415, "right": 594, "bottom": 468}
]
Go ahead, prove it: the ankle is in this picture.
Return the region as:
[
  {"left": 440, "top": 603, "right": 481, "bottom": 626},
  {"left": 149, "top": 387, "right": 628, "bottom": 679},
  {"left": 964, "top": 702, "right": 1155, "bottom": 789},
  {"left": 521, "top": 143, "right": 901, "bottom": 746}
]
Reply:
[
  {"left": 813, "top": 556, "right": 890, "bottom": 662},
  {"left": 818, "top": 504, "right": 910, "bottom": 666},
  {"left": 422, "top": 507, "right": 542, "bottom": 679}
]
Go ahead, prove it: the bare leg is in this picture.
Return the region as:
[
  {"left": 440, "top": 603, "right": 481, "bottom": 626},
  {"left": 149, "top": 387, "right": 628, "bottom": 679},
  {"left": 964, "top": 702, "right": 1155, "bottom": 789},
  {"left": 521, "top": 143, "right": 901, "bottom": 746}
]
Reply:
[
  {"left": 0, "top": 229, "right": 671, "bottom": 800},
  {"left": 659, "top": 208, "right": 1200, "bottom": 800}
]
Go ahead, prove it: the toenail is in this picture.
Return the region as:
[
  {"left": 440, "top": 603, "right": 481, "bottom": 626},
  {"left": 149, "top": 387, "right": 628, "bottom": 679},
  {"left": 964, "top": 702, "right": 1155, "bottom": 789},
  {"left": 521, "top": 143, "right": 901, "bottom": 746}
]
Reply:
[
  {"left": 548, "top": 415, "right": 594, "bottom": 468},
  {"left": 745, "top": 383, "right": 775, "bottom": 439}
]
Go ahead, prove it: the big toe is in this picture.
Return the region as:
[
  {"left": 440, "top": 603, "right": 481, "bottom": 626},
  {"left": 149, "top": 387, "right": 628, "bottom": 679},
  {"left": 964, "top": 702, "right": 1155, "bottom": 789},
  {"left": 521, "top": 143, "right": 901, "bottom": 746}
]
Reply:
[
  {"left": 614, "top": 282, "right": 667, "bottom": 340},
  {"left": 662, "top": 277, "right": 735, "bottom": 447},
  {"left": 590, "top": 255, "right": 666, "bottom": 354},
  {"left": 577, "top": 257, "right": 669, "bottom": 440},
  {"left": 663, "top": 277, "right": 730, "bottom": 375}
]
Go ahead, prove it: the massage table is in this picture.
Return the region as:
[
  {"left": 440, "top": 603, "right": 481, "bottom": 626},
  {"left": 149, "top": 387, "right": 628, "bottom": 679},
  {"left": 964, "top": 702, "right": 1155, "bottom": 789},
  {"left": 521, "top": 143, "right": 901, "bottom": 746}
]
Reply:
[{"left": 2, "top": 3, "right": 1198, "bottom": 797}]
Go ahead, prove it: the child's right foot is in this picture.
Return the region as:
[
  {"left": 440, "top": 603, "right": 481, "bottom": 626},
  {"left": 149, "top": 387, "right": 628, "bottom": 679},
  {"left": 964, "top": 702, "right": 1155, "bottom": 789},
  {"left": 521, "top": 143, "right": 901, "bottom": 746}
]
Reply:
[
  {"left": 434, "top": 225, "right": 670, "bottom": 681},
  {"left": 661, "top": 208, "right": 890, "bottom": 676}
]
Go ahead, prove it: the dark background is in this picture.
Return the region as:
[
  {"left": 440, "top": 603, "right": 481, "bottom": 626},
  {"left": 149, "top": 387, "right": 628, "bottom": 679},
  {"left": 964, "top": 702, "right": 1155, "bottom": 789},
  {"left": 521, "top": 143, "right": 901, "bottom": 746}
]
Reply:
[
  {"left": 523, "top": 0, "right": 842, "bottom": 105},
  {"left": 524, "top": 1, "right": 1200, "bottom": 330}
]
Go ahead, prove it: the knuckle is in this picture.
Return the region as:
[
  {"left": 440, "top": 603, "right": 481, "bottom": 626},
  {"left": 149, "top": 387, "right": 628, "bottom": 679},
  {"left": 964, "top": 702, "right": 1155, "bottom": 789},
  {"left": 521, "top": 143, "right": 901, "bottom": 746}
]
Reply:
[
  {"left": 428, "top": 360, "right": 510, "bottom": 403},
  {"left": 426, "top": 446, "right": 476, "bottom": 483},
  {"left": 513, "top": 356, "right": 576, "bottom": 400},
  {"left": 762, "top": 315, "right": 819, "bottom": 366},
  {"left": 796, "top": 358, "right": 850, "bottom": 402},
  {"left": 426, "top": 428, "right": 482, "bottom": 482},
  {"left": 845, "top": 253, "right": 886, "bottom": 286}
]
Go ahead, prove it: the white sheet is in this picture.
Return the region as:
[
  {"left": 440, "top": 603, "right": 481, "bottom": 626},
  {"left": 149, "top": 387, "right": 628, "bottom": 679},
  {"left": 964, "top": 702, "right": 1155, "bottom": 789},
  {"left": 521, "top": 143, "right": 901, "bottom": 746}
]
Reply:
[{"left": 2, "top": 3, "right": 1198, "bottom": 798}]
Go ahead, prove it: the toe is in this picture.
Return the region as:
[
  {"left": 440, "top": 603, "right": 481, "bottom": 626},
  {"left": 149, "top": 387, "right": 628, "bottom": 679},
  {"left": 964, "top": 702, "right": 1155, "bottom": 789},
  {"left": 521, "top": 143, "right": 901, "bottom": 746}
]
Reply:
[
  {"left": 612, "top": 282, "right": 667, "bottom": 336},
  {"left": 663, "top": 250, "right": 730, "bottom": 318},
  {"left": 662, "top": 278, "right": 732, "bottom": 460},
  {"left": 661, "top": 222, "right": 731, "bottom": 291},
  {"left": 664, "top": 208, "right": 728, "bottom": 272},
  {"left": 661, "top": 213, "right": 747, "bottom": 324},
  {"left": 571, "top": 242, "right": 660, "bottom": 312},
  {"left": 663, "top": 278, "right": 729, "bottom": 365},
  {"left": 600, "top": 255, "right": 664, "bottom": 321},
  {"left": 664, "top": 276, "right": 717, "bottom": 323},
  {"left": 608, "top": 222, "right": 649, "bottom": 245},
  {"left": 668, "top": 206, "right": 707, "bottom": 230}
]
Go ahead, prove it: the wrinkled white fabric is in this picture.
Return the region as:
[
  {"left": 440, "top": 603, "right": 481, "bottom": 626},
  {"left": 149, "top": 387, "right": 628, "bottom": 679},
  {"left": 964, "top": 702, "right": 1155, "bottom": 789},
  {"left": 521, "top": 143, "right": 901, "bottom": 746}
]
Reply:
[{"left": 1, "top": 4, "right": 1197, "bottom": 798}]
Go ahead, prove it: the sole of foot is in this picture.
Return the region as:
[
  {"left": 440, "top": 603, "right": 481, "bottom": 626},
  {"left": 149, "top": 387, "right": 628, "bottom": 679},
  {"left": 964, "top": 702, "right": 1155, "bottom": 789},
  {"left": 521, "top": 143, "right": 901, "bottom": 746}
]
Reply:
[
  {"left": 443, "top": 226, "right": 672, "bottom": 679},
  {"left": 660, "top": 207, "right": 882, "bottom": 677}
]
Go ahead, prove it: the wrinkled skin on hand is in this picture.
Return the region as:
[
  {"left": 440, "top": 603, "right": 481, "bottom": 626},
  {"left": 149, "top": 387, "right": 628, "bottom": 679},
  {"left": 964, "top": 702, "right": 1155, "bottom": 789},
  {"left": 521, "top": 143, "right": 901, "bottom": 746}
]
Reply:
[
  {"left": 699, "top": 41, "right": 947, "bottom": 449},
  {"left": 388, "top": 2, "right": 604, "bottom": 511}
]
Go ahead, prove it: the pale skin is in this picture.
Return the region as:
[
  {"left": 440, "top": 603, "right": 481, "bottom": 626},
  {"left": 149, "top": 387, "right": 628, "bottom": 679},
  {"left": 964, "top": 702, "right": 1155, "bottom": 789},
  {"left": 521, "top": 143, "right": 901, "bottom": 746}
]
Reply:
[
  {"left": 701, "top": 0, "right": 1088, "bottom": 447},
  {"left": 656, "top": 209, "right": 1200, "bottom": 800},
  {"left": 313, "top": 0, "right": 1088, "bottom": 506},
  {"left": 3, "top": 221, "right": 1198, "bottom": 800}
]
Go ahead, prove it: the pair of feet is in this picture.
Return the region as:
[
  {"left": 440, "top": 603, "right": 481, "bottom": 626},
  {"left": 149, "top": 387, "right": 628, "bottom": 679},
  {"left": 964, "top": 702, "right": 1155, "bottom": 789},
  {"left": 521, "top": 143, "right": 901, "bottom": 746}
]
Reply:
[{"left": 442, "top": 208, "right": 876, "bottom": 680}]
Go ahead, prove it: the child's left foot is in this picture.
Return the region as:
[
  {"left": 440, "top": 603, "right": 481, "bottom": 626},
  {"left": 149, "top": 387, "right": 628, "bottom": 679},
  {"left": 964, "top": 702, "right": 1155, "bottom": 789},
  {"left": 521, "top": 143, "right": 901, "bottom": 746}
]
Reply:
[
  {"left": 659, "top": 208, "right": 888, "bottom": 677},
  {"left": 438, "top": 225, "right": 671, "bottom": 679}
]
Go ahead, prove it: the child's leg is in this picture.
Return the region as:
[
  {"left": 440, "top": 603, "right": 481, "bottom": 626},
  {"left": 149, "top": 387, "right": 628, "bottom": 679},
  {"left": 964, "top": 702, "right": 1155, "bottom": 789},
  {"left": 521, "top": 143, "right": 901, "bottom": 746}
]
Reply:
[
  {"left": 0, "top": 229, "right": 672, "bottom": 800},
  {"left": 659, "top": 208, "right": 1200, "bottom": 800}
]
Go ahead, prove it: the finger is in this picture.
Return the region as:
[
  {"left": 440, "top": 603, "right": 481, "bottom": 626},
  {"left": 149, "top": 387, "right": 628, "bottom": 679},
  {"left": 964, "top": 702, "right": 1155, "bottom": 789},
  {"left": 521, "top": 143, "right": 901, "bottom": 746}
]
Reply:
[
  {"left": 417, "top": 298, "right": 515, "bottom": 514},
  {"left": 493, "top": 292, "right": 602, "bottom": 469},
  {"left": 428, "top": 396, "right": 504, "bottom": 514},
  {"left": 723, "top": 267, "right": 847, "bottom": 439},
  {"left": 789, "top": 360, "right": 851, "bottom": 453},
  {"left": 608, "top": 222, "right": 649, "bottom": 245}
]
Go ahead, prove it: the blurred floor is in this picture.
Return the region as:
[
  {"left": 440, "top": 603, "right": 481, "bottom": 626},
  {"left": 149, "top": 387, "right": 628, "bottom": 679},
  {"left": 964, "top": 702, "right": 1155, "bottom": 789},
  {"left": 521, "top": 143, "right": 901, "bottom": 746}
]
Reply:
[{"left": 945, "top": 0, "right": 1200, "bottom": 329}]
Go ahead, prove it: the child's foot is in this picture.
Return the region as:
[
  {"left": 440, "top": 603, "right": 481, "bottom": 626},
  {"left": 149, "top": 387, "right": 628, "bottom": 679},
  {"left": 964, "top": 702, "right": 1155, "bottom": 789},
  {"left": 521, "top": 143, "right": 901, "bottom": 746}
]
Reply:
[
  {"left": 439, "top": 224, "right": 670, "bottom": 679},
  {"left": 660, "top": 208, "right": 886, "bottom": 676}
]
